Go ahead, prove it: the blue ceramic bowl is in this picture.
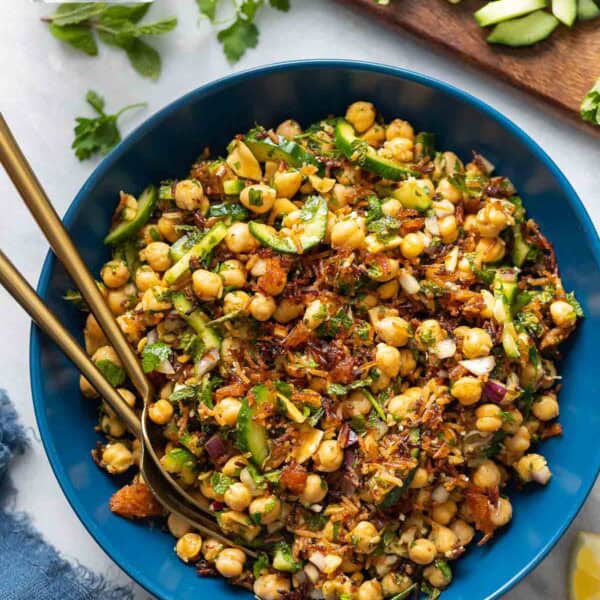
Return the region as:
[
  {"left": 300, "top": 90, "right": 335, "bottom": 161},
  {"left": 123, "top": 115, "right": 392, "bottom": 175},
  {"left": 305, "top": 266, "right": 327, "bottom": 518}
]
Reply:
[{"left": 31, "top": 60, "right": 600, "bottom": 600}]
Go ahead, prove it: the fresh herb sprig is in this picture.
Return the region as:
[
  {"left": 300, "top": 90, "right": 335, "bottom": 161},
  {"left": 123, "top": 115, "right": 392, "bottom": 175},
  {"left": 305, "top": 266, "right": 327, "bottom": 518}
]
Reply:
[
  {"left": 196, "top": 0, "right": 290, "bottom": 63},
  {"left": 581, "top": 77, "right": 600, "bottom": 127},
  {"left": 72, "top": 90, "right": 146, "bottom": 161},
  {"left": 43, "top": 3, "right": 177, "bottom": 80}
]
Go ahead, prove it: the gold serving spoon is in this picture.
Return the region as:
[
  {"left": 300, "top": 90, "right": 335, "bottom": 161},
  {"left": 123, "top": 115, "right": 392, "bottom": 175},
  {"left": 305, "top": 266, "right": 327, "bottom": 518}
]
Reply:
[{"left": 0, "top": 114, "right": 252, "bottom": 554}]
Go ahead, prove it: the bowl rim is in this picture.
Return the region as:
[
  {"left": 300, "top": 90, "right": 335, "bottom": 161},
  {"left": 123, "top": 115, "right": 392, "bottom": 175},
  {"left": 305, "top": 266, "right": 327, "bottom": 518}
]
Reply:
[{"left": 29, "top": 59, "right": 600, "bottom": 600}]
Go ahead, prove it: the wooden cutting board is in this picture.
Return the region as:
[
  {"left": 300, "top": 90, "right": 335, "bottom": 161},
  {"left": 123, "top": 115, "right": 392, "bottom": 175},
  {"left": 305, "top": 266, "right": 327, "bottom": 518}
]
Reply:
[{"left": 337, "top": 0, "right": 600, "bottom": 135}]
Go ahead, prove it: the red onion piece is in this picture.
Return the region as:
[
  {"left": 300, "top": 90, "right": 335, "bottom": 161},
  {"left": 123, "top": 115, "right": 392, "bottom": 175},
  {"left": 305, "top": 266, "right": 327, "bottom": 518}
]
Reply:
[
  {"left": 338, "top": 423, "right": 358, "bottom": 448},
  {"left": 483, "top": 380, "right": 507, "bottom": 404},
  {"left": 210, "top": 501, "right": 226, "bottom": 512},
  {"left": 343, "top": 448, "right": 356, "bottom": 469},
  {"left": 205, "top": 434, "right": 226, "bottom": 460}
]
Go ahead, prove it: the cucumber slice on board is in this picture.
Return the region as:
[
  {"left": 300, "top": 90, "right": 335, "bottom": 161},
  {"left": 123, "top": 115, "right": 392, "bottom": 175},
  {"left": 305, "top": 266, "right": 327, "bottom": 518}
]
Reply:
[
  {"left": 487, "top": 11, "right": 559, "bottom": 47},
  {"left": 552, "top": 0, "right": 577, "bottom": 24},
  {"left": 577, "top": 0, "right": 600, "bottom": 19},
  {"left": 475, "top": 0, "right": 547, "bottom": 26}
]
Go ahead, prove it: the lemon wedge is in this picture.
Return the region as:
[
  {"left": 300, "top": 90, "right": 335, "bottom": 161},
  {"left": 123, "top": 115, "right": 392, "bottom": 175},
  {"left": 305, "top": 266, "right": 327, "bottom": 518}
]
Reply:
[{"left": 569, "top": 532, "right": 600, "bottom": 600}]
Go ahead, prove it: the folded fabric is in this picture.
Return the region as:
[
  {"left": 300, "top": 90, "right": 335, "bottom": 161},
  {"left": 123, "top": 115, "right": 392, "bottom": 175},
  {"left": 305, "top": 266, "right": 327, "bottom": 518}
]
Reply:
[{"left": 0, "top": 389, "right": 133, "bottom": 600}]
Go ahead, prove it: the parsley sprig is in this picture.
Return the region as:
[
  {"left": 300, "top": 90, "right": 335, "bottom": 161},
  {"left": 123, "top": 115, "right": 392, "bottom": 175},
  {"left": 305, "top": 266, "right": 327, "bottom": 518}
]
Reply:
[
  {"left": 72, "top": 90, "right": 146, "bottom": 161},
  {"left": 196, "top": 0, "right": 290, "bottom": 63},
  {"left": 43, "top": 3, "right": 177, "bottom": 80},
  {"left": 581, "top": 77, "right": 600, "bottom": 127}
]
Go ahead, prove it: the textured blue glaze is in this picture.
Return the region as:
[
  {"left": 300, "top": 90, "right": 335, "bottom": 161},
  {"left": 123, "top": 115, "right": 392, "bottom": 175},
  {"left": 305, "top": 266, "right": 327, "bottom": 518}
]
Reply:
[{"left": 30, "top": 61, "right": 600, "bottom": 600}]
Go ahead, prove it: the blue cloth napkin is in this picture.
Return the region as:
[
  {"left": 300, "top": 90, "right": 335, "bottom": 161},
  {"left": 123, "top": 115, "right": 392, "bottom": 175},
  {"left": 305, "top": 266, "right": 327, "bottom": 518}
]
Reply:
[{"left": 0, "top": 390, "right": 134, "bottom": 600}]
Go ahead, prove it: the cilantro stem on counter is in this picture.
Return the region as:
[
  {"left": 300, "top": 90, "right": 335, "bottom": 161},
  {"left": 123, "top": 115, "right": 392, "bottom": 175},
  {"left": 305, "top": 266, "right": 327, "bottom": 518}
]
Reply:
[
  {"left": 72, "top": 90, "right": 146, "bottom": 161},
  {"left": 43, "top": 3, "right": 177, "bottom": 80}
]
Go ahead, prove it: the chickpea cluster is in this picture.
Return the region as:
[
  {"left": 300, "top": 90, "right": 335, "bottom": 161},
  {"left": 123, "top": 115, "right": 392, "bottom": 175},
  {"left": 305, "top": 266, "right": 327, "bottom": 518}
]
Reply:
[{"left": 81, "top": 102, "right": 580, "bottom": 599}]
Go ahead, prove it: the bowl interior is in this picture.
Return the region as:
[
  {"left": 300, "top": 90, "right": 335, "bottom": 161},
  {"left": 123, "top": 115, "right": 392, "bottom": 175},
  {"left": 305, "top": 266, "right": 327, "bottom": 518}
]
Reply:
[{"left": 31, "top": 61, "right": 600, "bottom": 600}]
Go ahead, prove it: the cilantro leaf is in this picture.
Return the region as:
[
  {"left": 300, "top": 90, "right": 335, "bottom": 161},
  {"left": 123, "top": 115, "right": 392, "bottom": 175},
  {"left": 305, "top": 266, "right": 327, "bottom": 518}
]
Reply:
[
  {"left": 48, "top": 23, "right": 98, "bottom": 56},
  {"left": 217, "top": 17, "right": 259, "bottom": 63},
  {"left": 72, "top": 90, "right": 146, "bottom": 160},
  {"left": 197, "top": 0, "right": 219, "bottom": 22},
  {"left": 96, "top": 359, "right": 126, "bottom": 387},
  {"left": 169, "top": 385, "right": 199, "bottom": 403},
  {"left": 141, "top": 341, "right": 172, "bottom": 373},
  {"left": 210, "top": 471, "right": 233, "bottom": 494},
  {"left": 253, "top": 553, "right": 270, "bottom": 578},
  {"left": 581, "top": 77, "right": 600, "bottom": 127}
]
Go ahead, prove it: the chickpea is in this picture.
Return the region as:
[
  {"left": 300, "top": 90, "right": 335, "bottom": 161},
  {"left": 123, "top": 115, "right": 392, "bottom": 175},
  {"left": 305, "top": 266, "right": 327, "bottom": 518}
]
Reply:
[
  {"left": 370, "top": 371, "right": 391, "bottom": 393},
  {"left": 84, "top": 313, "right": 107, "bottom": 354},
  {"left": 431, "top": 525, "right": 458, "bottom": 553},
  {"left": 214, "top": 398, "right": 242, "bottom": 427},
  {"left": 409, "top": 467, "right": 430, "bottom": 489},
  {"left": 92, "top": 345, "right": 122, "bottom": 368},
  {"left": 397, "top": 349, "right": 417, "bottom": 377},
  {"left": 273, "top": 298, "right": 304, "bottom": 324},
  {"left": 382, "top": 573, "right": 413, "bottom": 597},
  {"left": 432, "top": 500, "right": 457, "bottom": 525},
  {"left": 378, "top": 279, "right": 399, "bottom": 300},
  {"left": 303, "top": 299, "right": 329, "bottom": 330},
  {"left": 346, "top": 101, "right": 376, "bottom": 133},
  {"left": 423, "top": 563, "right": 452, "bottom": 589},
  {"left": 550, "top": 300, "right": 576, "bottom": 328},
  {"left": 135, "top": 265, "right": 161, "bottom": 292},
  {"left": 253, "top": 574, "right": 291, "bottom": 600},
  {"left": 227, "top": 140, "right": 262, "bottom": 180},
  {"left": 192, "top": 269, "right": 223, "bottom": 301},
  {"left": 140, "top": 241, "right": 172, "bottom": 272},
  {"left": 176, "top": 532, "right": 203, "bottom": 562},
  {"left": 101, "top": 260, "right": 129, "bottom": 289},
  {"left": 249, "top": 293, "right": 276, "bottom": 321},
  {"left": 225, "top": 222, "right": 259, "bottom": 254},
  {"left": 451, "top": 376, "right": 482, "bottom": 406},
  {"left": 361, "top": 124, "right": 386, "bottom": 148},
  {"left": 473, "top": 459, "right": 502, "bottom": 488},
  {"left": 167, "top": 513, "right": 192, "bottom": 539},
  {"left": 215, "top": 547, "right": 246, "bottom": 578},
  {"left": 358, "top": 579, "right": 383, "bottom": 600},
  {"left": 107, "top": 283, "right": 136, "bottom": 316},
  {"left": 438, "top": 215, "right": 458, "bottom": 244},
  {"left": 476, "top": 203, "right": 511, "bottom": 238},
  {"left": 223, "top": 290, "right": 250, "bottom": 315},
  {"left": 102, "top": 442, "right": 133, "bottom": 474},
  {"left": 331, "top": 218, "right": 366, "bottom": 249},
  {"left": 475, "top": 237, "right": 506, "bottom": 263},
  {"left": 408, "top": 538, "right": 436, "bottom": 565},
  {"left": 240, "top": 184, "right": 277, "bottom": 215},
  {"left": 490, "top": 497, "right": 512, "bottom": 527},
  {"left": 415, "top": 319, "right": 445, "bottom": 350},
  {"left": 462, "top": 328, "right": 493, "bottom": 359},
  {"left": 386, "top": 119, "right": 414, "bottom": 141},
  {"left": 381, "top": 198, "right": 402, "bottom": 218},
  {"left": 273, "top": 170, "right": 302, "bottom": 198},
  {"left": 218, "top": 259, "right": 247, "bottom": 289},
  {"left": 341, "top": 390, "right": 372, "bottom": 418},
  {"left": 101, "top": 413, "right": 126, "bottom": 437},
  {"left": 387, "top": 393, "right": 416, "bottom": 420},
  {"left": 249, "top": 495, "right": 281, "bottom": 525},
  {"left": 138, "top": 224, "right": 161, "bottom": 246},
  {"left": 375, "top": 316, "right": 411, "bottom": 347},
  {"left": 331, "top": 183, "right": 356, "bottom": 209},
  {"left": 475, "top": 404, "right": 503, "bottom": 433},
  {"left": 141, "top": 286, "right": 171, "bottom": 313},
  {"left": 450, "top": 519, "right": 475, "bottom": 546},
  {"left": 202, "top": 537, "right": 225, "bottom": 561},
  {"left": 515, "top": 453, "right": 552, "bottom": 485},
  {"left": 79, "top": 375, "right": 98, "bottom": 398},
  {"left": 502, "top": 408, "right": 523, "bottom": 434},
  {"left": 380, "top": 137, "right": 413, "bottom": 163},
  {"left": 300, "top": 474, "right": 328, "bottom": 505},
  {"left": 401, "top": 233, "right": 425, "bottom": 259},
  {"left": 436, "top": 178, "right": 463, "bottom": 203},
  {"left": 351, "top": 521, "right": 381, "bottom": 554},
  {"left": 315, "top": 440, "right": 344, "bottom": 472},
  {"left": 157, "top": 212, "right": 183, "bottom": 243},
  {"left": 276, "top": 119, "right": 302, "bottom": 140},
  {"left": 148, "top": 399, "right": 174, "bottom": 425},
  {"left": 504, "top": 426, "right": 531, "bottom": 455},
  {"left": 375, "top": 343, "right": 402, "bottom": 378},
  {"left": 532, "top": 393, "right": 559, "bottom": 421},
  {"left": 174, "top": 179, "right": 206, "bottom": 212}
]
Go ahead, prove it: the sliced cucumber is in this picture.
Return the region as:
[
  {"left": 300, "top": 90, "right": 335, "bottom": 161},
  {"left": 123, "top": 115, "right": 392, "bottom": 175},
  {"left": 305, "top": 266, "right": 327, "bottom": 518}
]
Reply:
[
  {"left": 171, "top": 291, "right": 195, "bottom": 315},
  {"left": 163, "top": 221, "right": 228, "bottom": 285},
  {"left": 511, "top": 226, "right": 532, "bottom": 267},
  {"left": 223, "top": 179, "right": 245, "bottom": 196},
  {"left": 186, "top": 309, "right": 221, "bottom": 350},
  {"left": 335, "top": 119, "right": 420, "bottom": 181},
  {"left": 249, "top": 195, "right": 327, "bottom": 254},
  {"left": 392, "top": 180, "right": 433, "bottom": 212},
  {"left": 273, "top": 543, "right": 302, "bottom": 573},
  {"left": 160, "top": 448, "right": 197, "bottom": 486},
  {"left": 487, "top": 11, "right": 559, "bottom": 47},
  {"left": 169, "top": 233, "right": 196, "bottom": 262},
  {"left": 475, "top": 0, "right": 547, "bottom": 26},
  {"left": 552, "top": 0, "right": 577, "bottom": 24},
  {"left": 577, "top": 0, "right": 600, "bottom": 19},
  {"left": 236, "top": 397, "right": 270, "bottom": 468},
  {"left": 104, "top": 185, "right": 158, "bottom": 245}
]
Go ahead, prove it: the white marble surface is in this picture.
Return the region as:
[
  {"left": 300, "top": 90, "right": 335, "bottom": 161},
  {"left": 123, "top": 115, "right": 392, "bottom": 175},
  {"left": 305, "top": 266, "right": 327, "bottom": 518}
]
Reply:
[{"left": 0, "top": 1, "right": 598, "bottom": 598}]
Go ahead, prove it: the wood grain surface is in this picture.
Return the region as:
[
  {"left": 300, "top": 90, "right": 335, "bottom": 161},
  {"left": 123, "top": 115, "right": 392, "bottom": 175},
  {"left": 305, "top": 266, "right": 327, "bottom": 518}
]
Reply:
[{"left": 337, "top": 0, "right": 600, "bottom": 134}]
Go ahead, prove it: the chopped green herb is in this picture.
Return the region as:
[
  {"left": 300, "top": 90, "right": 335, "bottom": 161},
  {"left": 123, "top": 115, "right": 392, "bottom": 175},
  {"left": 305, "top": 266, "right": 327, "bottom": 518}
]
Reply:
[
  {"left": 96, "top": 359, "right": 126, "bottom": 387},
  {"left": 141, "top": 341, "right": 171, "bottom": 373},
  {"left": 566, "top": 291, "right": 584, "bottom": 317},
  {"left": 210, "top": 471, "right": 233, "bottom": 494}
]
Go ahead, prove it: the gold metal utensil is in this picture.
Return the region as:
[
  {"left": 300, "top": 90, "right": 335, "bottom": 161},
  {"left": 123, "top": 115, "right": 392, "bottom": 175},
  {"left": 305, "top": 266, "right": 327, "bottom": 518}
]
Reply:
[
  {"left": 0, "top": 114, "right": 251, "bottom": 553},
  {"left": 0, "top": 249, "right": 248, "bottom": 552}
]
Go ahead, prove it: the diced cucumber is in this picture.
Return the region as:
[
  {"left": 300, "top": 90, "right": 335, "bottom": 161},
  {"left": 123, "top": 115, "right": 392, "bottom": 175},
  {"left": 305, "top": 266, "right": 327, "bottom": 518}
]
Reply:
[
  {"left": 223, "top": 179, "right": 245, "bottom": 196},
  {"left": 163, "top": 221, "right": 228, "bottom": 285},
  {"left": 577, "top": 0, "right": 600, "bottom": 19},
  {"left": 487, "top": 11, "right": 559, "bottom": 46},
  {"left": 276, "top": 392, "right": 306, "bottom": 424},
  {"left": 160, "top": 447, "right": 197, "bottom": 486},
  {"left": 552, "top": 0, "right": 577, "bottom": 24},
  {"left": 171, "top": 291, "right": 195, "bottom": 315},
  {"left": 236, "top": 398, "right": 270, "bottom": 468},
  {"left": 272, "top": 543, "right": 302, "bottom": 573},
  {"left": 169, "top": 233, "right": 195, "bottom": 262},
  {"left": 249, "top": 195, "right": 327, "bottom": 254},
  {"left": 475, "top": 0, "right": 547, "bottom": 26},
  {"left": 493, "top": 268, "right": 519, "bottom": 306},
  {"left": 187, "top": 309, "right": 221, "bottom": 350},
  {"left": 392, "top": 180, "right": 433, "bottom": 212},
  {"left": 335, "top": 119, "right": 420, "bottom": 181},
  {"left": 104, "top": 185, "right": 158, "bottom": 245},
  {"left": 511, "top": 226, "right": 532, "bottom": 267}
]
